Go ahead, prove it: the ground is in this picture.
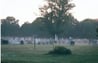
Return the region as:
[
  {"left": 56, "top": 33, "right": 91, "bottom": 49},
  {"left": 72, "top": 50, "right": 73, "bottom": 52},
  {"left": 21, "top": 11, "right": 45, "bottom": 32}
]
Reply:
[{"left": 1, "top": 44, "right": 98, "bottom": 63}]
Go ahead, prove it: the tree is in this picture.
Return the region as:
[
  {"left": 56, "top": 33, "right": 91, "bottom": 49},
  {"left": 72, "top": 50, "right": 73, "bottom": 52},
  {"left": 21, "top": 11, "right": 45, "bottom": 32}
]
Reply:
[
  {"left": 20, "top": 17, "right": 50, "bottom": 37},
  {"left": 96, "top": 28, "right": 98, "bottom": 37},
  {"left": 39, "top": 0, "right": 75, "bottom": 38},
  {"left": 1, "top": 16, "right": 20, "bottom": 36},
  {"left": 20, "top": 22, "right": 32, "bottom": 36},
  {"left": 75, "top": 19, "right": 98, "bottom": 38},
  {"left": 31, "top": 17, "right": 50, "bottom": 37}
]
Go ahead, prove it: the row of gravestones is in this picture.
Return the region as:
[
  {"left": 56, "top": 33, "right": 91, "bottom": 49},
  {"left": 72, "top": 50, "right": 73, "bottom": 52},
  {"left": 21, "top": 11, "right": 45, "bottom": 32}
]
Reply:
[
  {"left": 1, "top": 39, "right": 24, "bottom": 45},
  {"left": 20, "top": 40, "right": 75, "bottom": 45},
  {"left": 1, "top": 39, "right": 75, "bottom": 45}
]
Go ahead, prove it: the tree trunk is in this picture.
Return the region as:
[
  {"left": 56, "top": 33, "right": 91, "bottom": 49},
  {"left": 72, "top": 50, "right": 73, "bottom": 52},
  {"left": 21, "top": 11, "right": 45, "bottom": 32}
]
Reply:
[{"left": 52, "top": 34, "right": 58, "bottom": 48}]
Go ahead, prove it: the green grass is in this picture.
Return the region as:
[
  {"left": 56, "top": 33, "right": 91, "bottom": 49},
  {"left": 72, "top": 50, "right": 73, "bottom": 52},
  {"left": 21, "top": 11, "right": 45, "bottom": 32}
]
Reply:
[{"left": 1, "top": 44, "right": 98, "bottom": 63}]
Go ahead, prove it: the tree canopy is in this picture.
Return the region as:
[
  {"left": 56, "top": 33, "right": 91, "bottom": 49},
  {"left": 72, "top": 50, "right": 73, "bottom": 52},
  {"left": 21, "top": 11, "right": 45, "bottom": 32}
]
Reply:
[
  {"left": 1, "top": 16, "right": 20, "bottom": 36},
  {"left": 1, "top": 0, "right": 98, "bottom": 39},
  {"left": 39, "top": 0, "right": 75, "bottom": 37},
  {"left": 1, "top": 16, "right": 98, "bottom": 39}
]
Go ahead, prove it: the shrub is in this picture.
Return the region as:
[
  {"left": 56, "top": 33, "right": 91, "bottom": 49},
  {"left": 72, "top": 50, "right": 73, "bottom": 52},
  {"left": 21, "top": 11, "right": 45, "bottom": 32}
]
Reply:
[
  {"left": 20, "top": 40, "right": 24, "bottom": 45},
  {"left": 70, "top": 41, "right": 75, "bottom": 45},
  {"left": 48, "top": 46, "right": 72, "bottom": 55},
  {"left": 1, "top": 39, "right": 9, "bottom": 44}
]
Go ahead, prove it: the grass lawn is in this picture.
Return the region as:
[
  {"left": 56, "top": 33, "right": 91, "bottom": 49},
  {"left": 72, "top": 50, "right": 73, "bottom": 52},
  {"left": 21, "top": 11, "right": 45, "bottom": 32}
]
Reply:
[{"left": 1, "top": 44, "right": 98, "bottom": 63}]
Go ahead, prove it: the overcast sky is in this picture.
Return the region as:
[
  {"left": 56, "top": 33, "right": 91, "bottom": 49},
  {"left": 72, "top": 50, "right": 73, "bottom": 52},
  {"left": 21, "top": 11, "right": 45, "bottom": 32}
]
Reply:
[{"left": 0, "top": 0, "right": 98, "bottom": 25}]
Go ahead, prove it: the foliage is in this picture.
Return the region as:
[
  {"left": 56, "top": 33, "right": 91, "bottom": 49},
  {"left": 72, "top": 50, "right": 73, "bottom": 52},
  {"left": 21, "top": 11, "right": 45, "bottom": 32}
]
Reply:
[
  {"left": 20, "top": 22, "right": 32, "bottom": 36},
  {"left": 1, "top": 16, "right": 20, "bottom": 36},
  {"left": 70, "top": 41, "right": 75, "bottom": 45},
  {"left": 48, "top": 46, "right": 72, "bottom": 55},
  {"left": 20, "top": 40, "right": 24, "bottom": 45},
  {"left": 96, "top": 28, "right": 98, "bottom": 37},
  {"left": 1, "top": 16, "right": 98, "bottom": 39},
  {"left": 1, "top": 39, "right": 9, "bottom": 44},
  {"left": 74, "top": 19, "right": 98, "bottom": 38},
  {"left": 20, "top": 17, "right": 50, "bottom": 37},
  {"left": 39, "top": 0, "right": 75, "bottom": 37}
]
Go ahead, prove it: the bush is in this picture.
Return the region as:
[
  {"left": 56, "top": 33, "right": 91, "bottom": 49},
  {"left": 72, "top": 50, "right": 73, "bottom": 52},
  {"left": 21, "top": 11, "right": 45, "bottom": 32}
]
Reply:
[
  {"left": 48, "top": 46, "right": 72, "bottom": 55},
  {"left": 70, "top": 41, "right": 75, "bottom": 45},
  {"left": 20, "top": 40, "right": 24, "bottom": 45},
  {"left": 1, "top": 39, "right": 9, "bottom": 44}
]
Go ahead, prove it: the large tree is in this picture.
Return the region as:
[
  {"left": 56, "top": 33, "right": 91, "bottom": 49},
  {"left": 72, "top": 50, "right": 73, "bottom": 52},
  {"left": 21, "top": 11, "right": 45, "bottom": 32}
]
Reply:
[
  {"left": 39, "top": 0, "right": 75, "bottom": 38},
  {"left": 20, "top": 17, "right": 51, "bottom": 37},
  {"left": 74, "top": 19, "right": 98, "bottom": 38},
  {"left": 20, "top": 22, "right": 32, "bottom": 36},
  {"left": 1, "top": 16, "right": 20, "bottom": 36}
]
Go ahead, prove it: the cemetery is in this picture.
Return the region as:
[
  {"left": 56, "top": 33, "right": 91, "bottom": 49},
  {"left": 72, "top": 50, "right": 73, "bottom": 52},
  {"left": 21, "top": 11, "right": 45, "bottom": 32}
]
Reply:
[
  {"left": 1, "top": 36, "right": 98, "bottom": 45},
  {"left": 1, "top": 0, "right": 98, "bottom": 63}
]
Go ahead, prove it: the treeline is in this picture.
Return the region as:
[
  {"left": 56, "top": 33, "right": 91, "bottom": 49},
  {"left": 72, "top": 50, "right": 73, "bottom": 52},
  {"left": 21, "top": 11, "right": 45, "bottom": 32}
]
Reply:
[{"left": 1, "top": 16, "right": 98, "bottom": 39}]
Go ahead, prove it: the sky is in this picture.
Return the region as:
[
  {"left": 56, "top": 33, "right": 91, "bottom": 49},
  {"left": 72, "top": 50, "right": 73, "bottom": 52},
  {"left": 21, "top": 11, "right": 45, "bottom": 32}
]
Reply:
[{"left": 0, "top": 0, "right": 98, "bottom": 26}]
